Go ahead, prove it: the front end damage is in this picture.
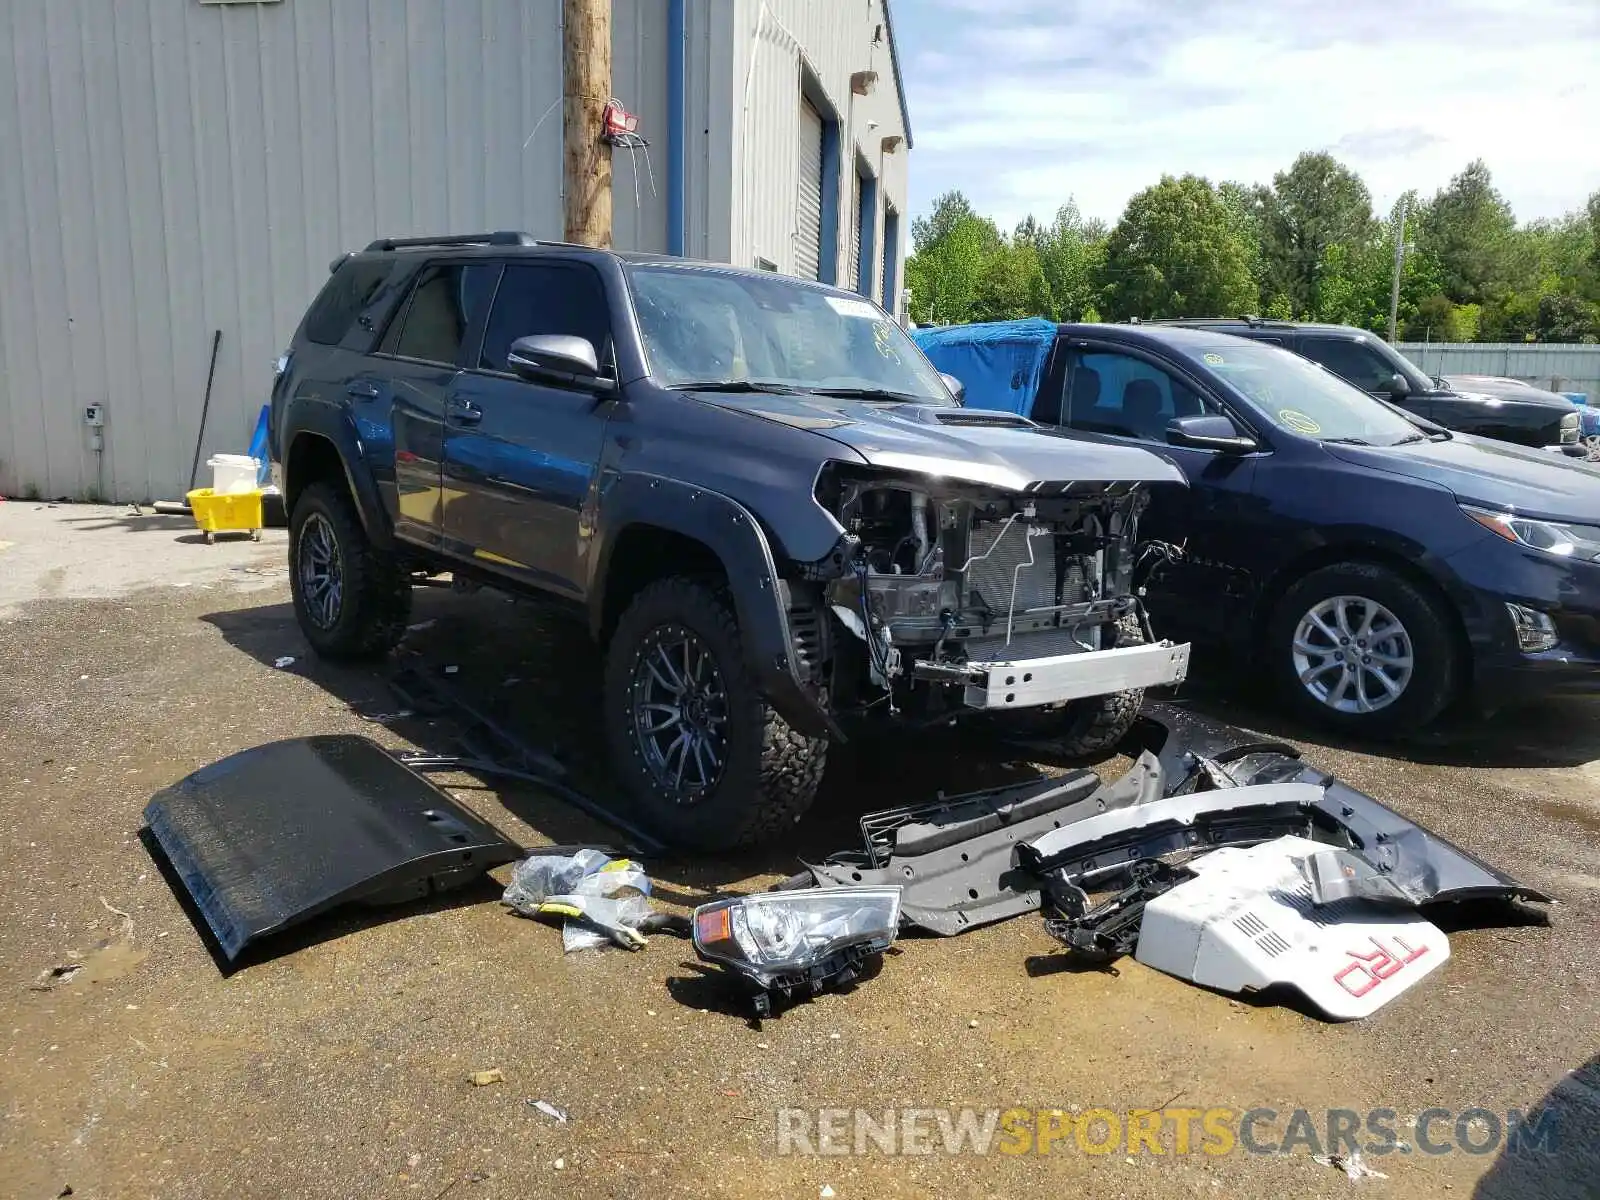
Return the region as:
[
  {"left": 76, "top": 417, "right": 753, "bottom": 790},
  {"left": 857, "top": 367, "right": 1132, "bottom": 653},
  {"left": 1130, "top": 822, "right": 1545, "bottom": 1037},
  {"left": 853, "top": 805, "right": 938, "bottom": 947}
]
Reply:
[{"left": 801, "top": 462, "right": 1191, "bottom": 720}]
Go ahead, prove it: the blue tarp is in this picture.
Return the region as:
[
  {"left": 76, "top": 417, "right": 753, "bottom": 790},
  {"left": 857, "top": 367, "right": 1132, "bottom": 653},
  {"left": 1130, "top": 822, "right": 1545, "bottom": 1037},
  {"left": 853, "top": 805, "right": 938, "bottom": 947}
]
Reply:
[{"left": 911, "top": 318, "right": 1055, "bottom": 417}]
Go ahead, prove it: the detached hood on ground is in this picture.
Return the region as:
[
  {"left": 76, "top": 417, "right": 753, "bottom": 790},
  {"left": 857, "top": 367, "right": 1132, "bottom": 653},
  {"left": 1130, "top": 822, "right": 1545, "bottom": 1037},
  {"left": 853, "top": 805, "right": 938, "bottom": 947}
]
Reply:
[
  {"left": 1324, "top": 433, "right": 1600, "bottom": 521},
  {"left": 688, "top": 392, "right": 1187, "bottom": 491}
]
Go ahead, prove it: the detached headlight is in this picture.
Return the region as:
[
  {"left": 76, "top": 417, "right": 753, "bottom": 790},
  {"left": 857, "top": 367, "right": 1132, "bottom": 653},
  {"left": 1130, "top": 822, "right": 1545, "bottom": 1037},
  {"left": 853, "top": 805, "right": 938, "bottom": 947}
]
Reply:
[
  {"left": 1463, "top": 505, "right": 1600, "bottom": 561},
  {"left": 692, "top": 886, "right": 902, "bottom": 1016}
]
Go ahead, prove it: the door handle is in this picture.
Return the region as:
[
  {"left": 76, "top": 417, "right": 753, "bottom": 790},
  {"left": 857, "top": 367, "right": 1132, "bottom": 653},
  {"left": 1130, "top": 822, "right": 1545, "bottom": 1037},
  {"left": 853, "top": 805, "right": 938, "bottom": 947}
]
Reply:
[
  {"left": 346, "top": 381, "right": 380, "bottom": 398},
  {"left": 447, "top": 398, "right": 483, "bottom": 425}
]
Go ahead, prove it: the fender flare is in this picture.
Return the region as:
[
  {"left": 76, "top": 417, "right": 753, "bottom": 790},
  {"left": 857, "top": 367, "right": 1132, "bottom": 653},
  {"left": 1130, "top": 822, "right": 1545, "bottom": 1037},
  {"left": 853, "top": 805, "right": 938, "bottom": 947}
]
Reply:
[
  {"left": 590, "top": 473, "right": 841, "bottom": 741},
  {"left": 281, "top": 401, "right": 394, "bottom": 549}
]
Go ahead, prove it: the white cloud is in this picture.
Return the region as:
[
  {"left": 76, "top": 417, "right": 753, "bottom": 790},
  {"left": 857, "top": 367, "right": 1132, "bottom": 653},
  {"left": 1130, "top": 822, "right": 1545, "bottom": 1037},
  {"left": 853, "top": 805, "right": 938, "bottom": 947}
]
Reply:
[{"left": 897, "top": 0, "right": 1600, "bottom": 229}]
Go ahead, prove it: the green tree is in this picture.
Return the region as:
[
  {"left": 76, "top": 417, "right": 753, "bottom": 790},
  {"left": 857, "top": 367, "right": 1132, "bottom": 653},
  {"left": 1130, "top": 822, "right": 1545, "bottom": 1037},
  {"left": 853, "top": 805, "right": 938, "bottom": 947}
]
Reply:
[
  {"left": 1021, "top": 201, "right": 1107, "bottom": 321},
  {"left": 1262, "top": 153, "right": 1375, "bottom": 317},
  {"left": 972, "top": 240, "right": 1053, "bottom": 322},
  {"left": 912, "top": 191, "right": 981, "bottom": 253},
  {"left": 905, "top": 191, "right": 1003, "bottom": 326},
  {"left": 1415, "top": 160, "right": 1517, "bottom": 306},
  {"left": 1217, "top": 180, "right": 1274, "bottom": 310},
  {"left": 1097, "top": 175, "right": 1257, "bottom": 320},
  {"left": 1402, "top": 295, "right": 1473, "bottom": 343},
  {"left": 1535, "top": 293, "right": 1599, "bottom": 343}
]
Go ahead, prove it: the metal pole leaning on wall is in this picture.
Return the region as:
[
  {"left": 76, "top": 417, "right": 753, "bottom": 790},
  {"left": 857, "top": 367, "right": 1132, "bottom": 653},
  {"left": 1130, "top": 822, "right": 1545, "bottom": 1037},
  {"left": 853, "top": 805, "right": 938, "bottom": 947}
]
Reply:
[{"left": 189, "top": 330, "right": 223, "bottom": 493}]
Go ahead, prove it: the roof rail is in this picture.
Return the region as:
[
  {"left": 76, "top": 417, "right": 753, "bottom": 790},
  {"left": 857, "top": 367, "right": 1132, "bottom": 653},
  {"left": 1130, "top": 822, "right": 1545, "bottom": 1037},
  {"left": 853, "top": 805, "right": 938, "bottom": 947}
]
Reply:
[{"left": 363, "top": 231, "right": 539, "bottom": 252}]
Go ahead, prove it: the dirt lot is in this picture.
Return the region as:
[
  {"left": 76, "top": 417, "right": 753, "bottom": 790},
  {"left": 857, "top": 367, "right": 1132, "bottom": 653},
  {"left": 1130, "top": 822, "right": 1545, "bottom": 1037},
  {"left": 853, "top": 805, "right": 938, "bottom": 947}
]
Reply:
[{"left": 1, "top": 504, "right": 1597, "bottom": 1200}]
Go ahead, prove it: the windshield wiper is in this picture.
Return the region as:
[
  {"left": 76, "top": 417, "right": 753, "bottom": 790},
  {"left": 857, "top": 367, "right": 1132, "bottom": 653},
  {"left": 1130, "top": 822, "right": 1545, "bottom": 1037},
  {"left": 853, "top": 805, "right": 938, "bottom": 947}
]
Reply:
[
  {"left": 806, "top": 387, "right": 931, "bottom": 403},
  {"left": 1392, "top": 433, "right": 1428, "bottom": 446},
  {"left": 667, "top": 380, "right": 802, "bottom": 394},
  {"left": 1323, "top": 436, "right": 1373, "bottom": 446}
]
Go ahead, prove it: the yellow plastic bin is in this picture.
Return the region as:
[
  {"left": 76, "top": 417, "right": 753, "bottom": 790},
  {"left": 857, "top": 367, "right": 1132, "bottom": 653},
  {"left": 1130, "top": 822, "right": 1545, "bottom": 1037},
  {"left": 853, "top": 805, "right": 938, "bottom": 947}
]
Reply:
[{"left": 187, "top": 488, "right": 265, "bottom": 544}]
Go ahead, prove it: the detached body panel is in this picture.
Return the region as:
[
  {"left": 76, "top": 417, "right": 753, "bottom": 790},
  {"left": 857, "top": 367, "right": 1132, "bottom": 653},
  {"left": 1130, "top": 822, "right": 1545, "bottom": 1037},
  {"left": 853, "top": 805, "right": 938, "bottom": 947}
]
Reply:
[
  {"left": 1134, "top": 836, "right": 1451, "bottom": 1020},
  {"left": 144, "top": 736, "right": 519, "bottom": 961}
]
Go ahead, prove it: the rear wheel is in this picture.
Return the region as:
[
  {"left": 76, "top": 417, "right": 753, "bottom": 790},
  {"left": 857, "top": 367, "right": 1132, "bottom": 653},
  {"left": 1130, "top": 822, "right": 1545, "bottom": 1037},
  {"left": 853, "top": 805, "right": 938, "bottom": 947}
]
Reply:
[
  {"left": 289, "top": 481, "right": 411, "bottom": 660},
  {"left": 1267, "top": 561, "right": 1459, "bottom": 735},
  {"left": 603, "top": 577, "right": 827, "bottom": 851}
]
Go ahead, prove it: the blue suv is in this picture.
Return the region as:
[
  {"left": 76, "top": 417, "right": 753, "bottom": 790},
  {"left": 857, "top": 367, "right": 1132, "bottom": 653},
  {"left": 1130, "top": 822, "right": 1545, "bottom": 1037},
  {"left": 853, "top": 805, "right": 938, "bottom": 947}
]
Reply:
[{"left": 915, "top": 320, "right": 1600, "bottom": 736}]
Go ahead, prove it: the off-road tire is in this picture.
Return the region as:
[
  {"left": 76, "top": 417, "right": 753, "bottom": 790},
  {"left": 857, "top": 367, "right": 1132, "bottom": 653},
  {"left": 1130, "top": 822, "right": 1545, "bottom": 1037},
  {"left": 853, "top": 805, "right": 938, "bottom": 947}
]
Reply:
[
  {"left": 1017, "top": 614, "right": 1148, "bottom": 757},
  {"left": 288, "top": 480, "right": 412, "bottom": 660},
  {"left": 603, "top": 576, "right": 827, "bottom": 851},
  {"left": 1267, "top": 561, "right": 1458, "bottom": 737}
]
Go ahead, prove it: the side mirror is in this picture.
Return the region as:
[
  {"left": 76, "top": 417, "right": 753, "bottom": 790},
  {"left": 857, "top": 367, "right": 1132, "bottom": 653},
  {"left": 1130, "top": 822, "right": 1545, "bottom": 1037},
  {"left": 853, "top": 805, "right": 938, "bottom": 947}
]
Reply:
[
  {"left": 1166, "top": 413, "right": 1257, "bottom": 454},
  {"left": 506, "top": 335, "right": 613, "bottom": 392},
  {"left": 939, "top": 372, "right": 966, "bottom": 405},
  {"left": 1386, "top": 372, "right": 1411, "bottom": 400}
]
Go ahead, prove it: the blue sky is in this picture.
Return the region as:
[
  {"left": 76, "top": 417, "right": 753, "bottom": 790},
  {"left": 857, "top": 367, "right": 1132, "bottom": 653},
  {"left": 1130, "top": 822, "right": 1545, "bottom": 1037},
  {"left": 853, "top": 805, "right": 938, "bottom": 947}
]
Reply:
[{"left": 895, "top": 0, "right": 1600, "bottom": 231}]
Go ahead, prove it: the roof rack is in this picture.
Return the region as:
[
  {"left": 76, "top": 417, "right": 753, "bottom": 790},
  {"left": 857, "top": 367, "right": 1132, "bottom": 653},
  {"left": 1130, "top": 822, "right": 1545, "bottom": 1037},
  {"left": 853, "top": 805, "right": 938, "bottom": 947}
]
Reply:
[{"left": 363, "top": 231, "right": 539, "bottom": 252}]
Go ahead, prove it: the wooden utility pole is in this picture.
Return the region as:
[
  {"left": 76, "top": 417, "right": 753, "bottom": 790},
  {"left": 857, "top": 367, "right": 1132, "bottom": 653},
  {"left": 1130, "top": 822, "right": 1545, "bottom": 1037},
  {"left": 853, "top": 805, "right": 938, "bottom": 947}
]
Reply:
[
  {"left": 1387, "top": 195, "right": 1409, "bottom": 344},
  {"left": 563, "top": 0, "right": 612, "bottom": 247}
]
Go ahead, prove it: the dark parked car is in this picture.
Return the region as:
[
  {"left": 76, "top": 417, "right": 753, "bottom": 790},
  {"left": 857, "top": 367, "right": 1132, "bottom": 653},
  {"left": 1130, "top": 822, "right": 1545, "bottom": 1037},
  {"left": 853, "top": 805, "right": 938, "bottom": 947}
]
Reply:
[
  {"left": 1159, "top": 319, "right": 1583, "bottom": 453},
  {"left": 269, "top": 234, "right": 1191, "bottom": 849},
  {"left": 914, "top": 320, "right": 1600, "bottom": 736}
]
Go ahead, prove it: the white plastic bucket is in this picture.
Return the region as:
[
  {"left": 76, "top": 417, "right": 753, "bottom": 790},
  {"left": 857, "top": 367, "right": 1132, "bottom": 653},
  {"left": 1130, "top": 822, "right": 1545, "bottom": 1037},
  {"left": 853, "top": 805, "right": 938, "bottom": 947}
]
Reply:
[{"left": 208, "top": 454, "right": 260, "bottom": 495}]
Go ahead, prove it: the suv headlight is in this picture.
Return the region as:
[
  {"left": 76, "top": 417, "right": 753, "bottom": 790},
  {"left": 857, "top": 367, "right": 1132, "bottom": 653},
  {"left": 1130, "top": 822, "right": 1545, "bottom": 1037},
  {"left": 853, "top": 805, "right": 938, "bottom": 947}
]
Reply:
[
  {"left": 1463, "top": 505, "right": 1600, "bottom": 561},
  {"left": 692, "top": 887, "right": 902, "bottom": 1013}
]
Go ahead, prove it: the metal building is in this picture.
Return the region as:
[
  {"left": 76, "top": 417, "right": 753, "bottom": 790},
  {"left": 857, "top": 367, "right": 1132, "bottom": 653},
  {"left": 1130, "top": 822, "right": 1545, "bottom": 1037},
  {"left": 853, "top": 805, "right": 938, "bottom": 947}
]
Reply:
[{"left": 0, "top": 0, "right": 912, "bottom": 504}]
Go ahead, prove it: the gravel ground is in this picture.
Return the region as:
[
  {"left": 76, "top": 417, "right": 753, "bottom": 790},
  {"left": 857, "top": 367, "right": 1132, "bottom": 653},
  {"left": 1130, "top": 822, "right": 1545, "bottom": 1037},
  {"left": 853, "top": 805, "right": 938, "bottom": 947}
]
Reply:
[{"left": 1, "top": 505, "right": 1597, "bottom": 1200}]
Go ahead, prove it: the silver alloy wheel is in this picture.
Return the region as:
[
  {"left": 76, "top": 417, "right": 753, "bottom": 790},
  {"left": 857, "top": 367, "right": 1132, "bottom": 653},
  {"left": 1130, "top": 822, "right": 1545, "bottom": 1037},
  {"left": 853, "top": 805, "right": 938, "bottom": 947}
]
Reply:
[
  {"left": 629, "top": 624, "right": 729, "bottom": 804},
  {"left": 297, "top": 512, "right": 344, "bottom": 630},
  {"left": 1292, "top": 594, "right": 1415, "bottom": 715}
]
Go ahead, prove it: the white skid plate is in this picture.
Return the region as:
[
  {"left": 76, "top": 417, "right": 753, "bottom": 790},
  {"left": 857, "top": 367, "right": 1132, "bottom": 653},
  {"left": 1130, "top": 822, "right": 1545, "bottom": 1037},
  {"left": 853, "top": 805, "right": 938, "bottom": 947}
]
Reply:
[{"left": 1134, "top": 835, "right": 1450, "bottom": 1020}]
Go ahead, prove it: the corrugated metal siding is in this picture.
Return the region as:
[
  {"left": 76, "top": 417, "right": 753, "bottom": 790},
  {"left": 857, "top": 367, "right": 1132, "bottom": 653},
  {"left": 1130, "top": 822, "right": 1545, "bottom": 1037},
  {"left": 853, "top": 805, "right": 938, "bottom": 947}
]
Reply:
[
  {"left": 1398, "top": 343, "right": 1600, "bottom": 400},
  {"left": 611, "top": 0, "right": 670, "bottom": 253},
  {"left": 725, "top": 0, "right": 908, "bottom": 291},
  {"left": 0, "top": 0, "right": 586, "bottom": 504}
]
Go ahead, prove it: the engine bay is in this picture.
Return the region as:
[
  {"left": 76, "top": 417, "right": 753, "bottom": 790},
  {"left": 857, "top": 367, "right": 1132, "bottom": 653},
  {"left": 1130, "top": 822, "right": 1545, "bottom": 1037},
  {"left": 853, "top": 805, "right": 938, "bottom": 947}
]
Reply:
[{"left": 809, "top": 467, "right": 1161, "bottom": 708}]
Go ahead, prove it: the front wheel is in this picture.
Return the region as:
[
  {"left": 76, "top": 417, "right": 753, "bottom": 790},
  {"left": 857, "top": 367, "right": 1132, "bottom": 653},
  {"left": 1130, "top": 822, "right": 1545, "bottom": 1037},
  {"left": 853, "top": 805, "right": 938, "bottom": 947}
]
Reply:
[
  {"left": 603, "top": 577, "right": 828, "bottom": 851},
  {"left": 1266, "top": 562, "right": 1459, "bottom": 736}
]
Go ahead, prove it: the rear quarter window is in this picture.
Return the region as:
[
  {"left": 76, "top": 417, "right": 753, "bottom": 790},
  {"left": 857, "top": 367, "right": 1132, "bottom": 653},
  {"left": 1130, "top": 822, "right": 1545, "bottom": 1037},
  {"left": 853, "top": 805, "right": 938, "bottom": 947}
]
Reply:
[{"left": 302, "top": 259, "right": 395, "bottom": 346}]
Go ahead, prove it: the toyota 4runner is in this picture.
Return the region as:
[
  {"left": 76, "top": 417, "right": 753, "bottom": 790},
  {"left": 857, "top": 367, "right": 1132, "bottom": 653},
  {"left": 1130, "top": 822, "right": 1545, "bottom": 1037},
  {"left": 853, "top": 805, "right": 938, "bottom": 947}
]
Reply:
[{"left": 269, "top": 232, "right": 1191, "bottom": 849}]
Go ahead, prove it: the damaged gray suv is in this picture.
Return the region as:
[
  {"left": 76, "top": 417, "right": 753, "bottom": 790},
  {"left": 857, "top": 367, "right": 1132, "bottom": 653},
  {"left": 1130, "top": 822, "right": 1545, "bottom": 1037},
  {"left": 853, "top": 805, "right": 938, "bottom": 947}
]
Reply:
[{"left": 270, "top": 234, "right": 1191, "bottom": 849}]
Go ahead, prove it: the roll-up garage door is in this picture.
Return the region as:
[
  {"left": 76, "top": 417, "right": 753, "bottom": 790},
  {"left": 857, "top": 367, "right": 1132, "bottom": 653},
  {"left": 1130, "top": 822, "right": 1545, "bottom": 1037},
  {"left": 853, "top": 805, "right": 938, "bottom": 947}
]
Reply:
[{"left": 795, "top": 100, "right": 824, "bottom": 280}]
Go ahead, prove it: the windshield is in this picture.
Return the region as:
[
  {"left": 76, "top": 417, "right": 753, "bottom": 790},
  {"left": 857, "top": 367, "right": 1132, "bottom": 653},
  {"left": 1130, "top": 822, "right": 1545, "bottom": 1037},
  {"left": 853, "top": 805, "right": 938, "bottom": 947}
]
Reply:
[
  {"left": 1197, "top": 340, "right": 1424, "bottom": 446},
  {"left": 627, "top": 265, "right": 953, "bottom": 403}
]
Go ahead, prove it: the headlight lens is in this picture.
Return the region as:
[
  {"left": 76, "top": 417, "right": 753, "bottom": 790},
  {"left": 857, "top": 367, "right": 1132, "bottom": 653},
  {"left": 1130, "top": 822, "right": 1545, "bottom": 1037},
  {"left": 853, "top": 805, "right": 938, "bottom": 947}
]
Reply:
[
  {"left": 1463, "top": 505, "right": 1600, "bottom": 561},
  {"left": 692, "top": 887, "right": 902, "bottom": 985}
]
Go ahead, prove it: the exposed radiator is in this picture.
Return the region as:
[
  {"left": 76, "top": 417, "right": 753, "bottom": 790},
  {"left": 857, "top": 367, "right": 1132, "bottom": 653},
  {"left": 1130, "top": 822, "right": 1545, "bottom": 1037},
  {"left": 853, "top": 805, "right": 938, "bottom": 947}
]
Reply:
[{"left": 963, "top": 520, "right": 1086, "bottom": 615}]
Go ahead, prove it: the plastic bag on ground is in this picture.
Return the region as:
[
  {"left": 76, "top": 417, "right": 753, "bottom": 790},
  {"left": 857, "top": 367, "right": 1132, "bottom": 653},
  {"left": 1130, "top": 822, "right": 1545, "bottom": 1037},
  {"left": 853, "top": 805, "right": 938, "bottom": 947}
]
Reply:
[
  {"left": 502, "top": 848, "right": 614, "bottom": 917},
  {"left": 502, "top": 848, "right": 655, "bottom": 951}
]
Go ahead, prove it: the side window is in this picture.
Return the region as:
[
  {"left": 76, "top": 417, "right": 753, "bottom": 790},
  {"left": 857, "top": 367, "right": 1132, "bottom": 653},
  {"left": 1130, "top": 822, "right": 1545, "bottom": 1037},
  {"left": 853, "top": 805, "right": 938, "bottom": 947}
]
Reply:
[
  {"left": 384, "top": 264, "right": 498, "bottom": 366},
  {"left": 1063, "top": 352, "right": 1207, "bottom": 441},
  {"left": 1300, "top": 338, "right": 1393, "bottom": 392},
  {"left": 303, "top": 259, "right": 394, "bottom": 346},
  {"left": 479, "top": 263, "right": 611, "bottom": 373}
]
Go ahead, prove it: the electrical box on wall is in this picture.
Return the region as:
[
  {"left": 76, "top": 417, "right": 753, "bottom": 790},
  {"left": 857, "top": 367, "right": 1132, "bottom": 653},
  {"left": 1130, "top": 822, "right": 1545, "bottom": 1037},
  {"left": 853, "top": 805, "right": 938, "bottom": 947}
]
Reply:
[{"left": 84, "top": 405, "right": 106, "bottom": 428}]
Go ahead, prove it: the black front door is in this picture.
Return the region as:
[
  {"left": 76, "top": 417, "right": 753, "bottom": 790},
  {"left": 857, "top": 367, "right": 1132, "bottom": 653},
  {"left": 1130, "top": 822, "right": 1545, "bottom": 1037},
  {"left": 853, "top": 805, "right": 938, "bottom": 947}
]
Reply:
[{"left": 1046, "top": 343, "right": 1263, "bottom": 642}]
